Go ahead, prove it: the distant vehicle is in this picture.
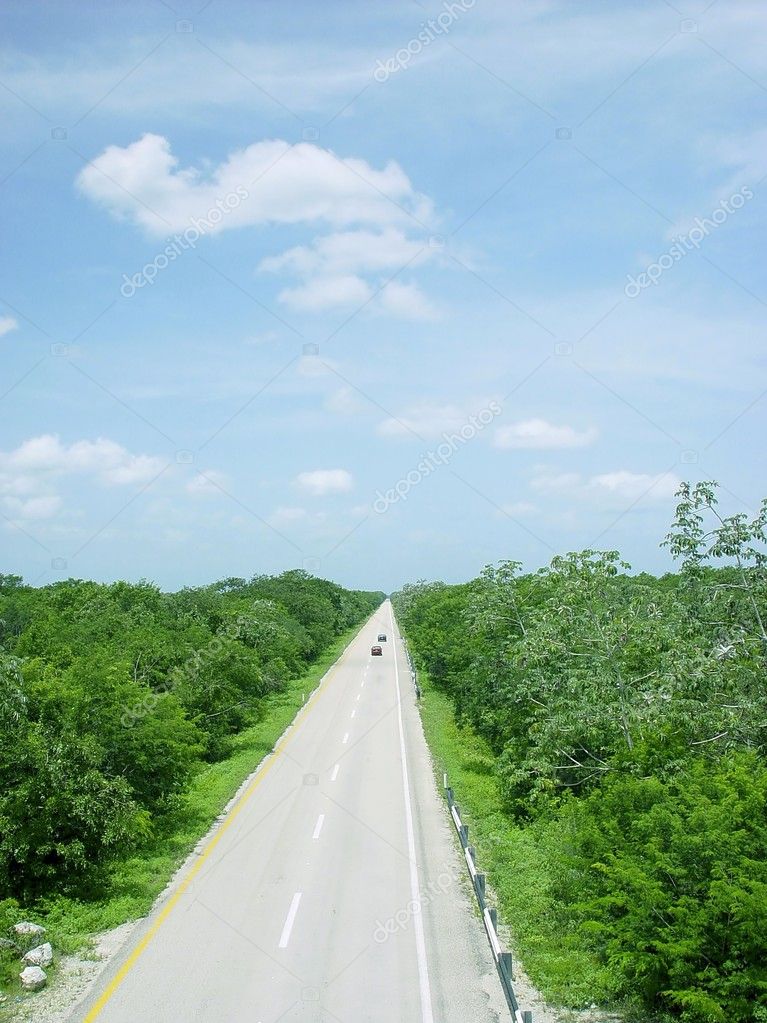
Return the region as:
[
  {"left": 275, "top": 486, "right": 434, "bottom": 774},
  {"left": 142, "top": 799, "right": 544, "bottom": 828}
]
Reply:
[
  {"left": 377, "top": 633, "right": 387, "bottom": 642},
  {"left": 371, "top": 645, "right": 383, "bottom": 656}
]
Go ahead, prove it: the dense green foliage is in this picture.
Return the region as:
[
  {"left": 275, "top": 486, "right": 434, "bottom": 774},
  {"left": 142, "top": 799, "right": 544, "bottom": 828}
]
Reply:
[
  {"left": 0, "top": 571, "right": 382, "bottom": 900},
  {"left": 394, "top": 483, "right": 767, "bottom": 1022}
]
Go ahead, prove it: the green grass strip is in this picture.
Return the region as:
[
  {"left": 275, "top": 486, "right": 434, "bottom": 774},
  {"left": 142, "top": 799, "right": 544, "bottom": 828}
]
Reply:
[{"left": 415, "top": 668, "right": 615, "bottom": 1010}]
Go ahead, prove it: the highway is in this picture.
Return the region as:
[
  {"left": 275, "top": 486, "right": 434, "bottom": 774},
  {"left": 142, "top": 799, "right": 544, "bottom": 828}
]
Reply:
[{"left": 71, "top": 600, "right": 504, "bottom": 1023}]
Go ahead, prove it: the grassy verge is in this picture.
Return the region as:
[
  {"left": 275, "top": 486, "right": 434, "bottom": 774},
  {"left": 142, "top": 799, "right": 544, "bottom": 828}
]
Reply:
[
  {"left": 415, "top": 668, "right": 615, "bottom": 1010},
  {"left": 0, "top": 626, "right": 359, "bottom": 1005}
]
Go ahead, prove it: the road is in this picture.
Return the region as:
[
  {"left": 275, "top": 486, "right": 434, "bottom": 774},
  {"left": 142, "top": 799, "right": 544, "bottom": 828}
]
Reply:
[{"left": 71, "top": 600, "right": 504, "bottom": 1023}]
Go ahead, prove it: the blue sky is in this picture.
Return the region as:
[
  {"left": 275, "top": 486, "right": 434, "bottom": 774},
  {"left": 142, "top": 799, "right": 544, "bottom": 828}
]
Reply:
[{"left": 1, "top": 0, "right": 765, "bottom": 593}]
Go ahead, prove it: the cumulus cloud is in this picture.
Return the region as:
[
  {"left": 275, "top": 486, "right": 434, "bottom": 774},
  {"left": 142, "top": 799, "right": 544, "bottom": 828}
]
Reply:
[
  {"left": 494, "top": 418, "right": 598, "bottom": 450},
  {"left": 531, "top": 467, "right": 680, "bottom": 503},
  {"left": 279, "top": 274, "right": 373, "bottom": 312},
  {"left": 78, "top": 134, "right": 441, "bottom": 320},
  {"left": 261, "top": 228, "right": 438, "bottom": 318},
  {"left": 0, "top": 316, "right": 18, "bottom": 338},
  {"left": 2, "top": 494, "right": 62, "bottom": 522},
  {"left": 76, "top": 133, "right": 433, "bottom": 236},
  {"left": 295, "top": 468, "right": 354, "bottom": 495},
  {"left": 377, "top": 279, "right": 439, "bottom": 320},
  {"left": 0, "top": 434, "right": 167, "bottom": 524},
  {"left": 589, "top": 470, "right": 681, "bottom": 501},
  {"left": 260, "top": 227, "right": 429, "bottom": 277},
  {"left": 2, "top": 435, "right": 166, "bottom": 484}
]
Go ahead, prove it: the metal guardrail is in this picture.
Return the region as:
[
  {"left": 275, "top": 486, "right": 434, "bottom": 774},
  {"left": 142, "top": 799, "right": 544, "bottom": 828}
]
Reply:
[
  {"left": 401, "top": 637, "right": 532, "bottom": 1023},
  {"left": 445, "top": 779, "right": 531, "bottom": 1023}
]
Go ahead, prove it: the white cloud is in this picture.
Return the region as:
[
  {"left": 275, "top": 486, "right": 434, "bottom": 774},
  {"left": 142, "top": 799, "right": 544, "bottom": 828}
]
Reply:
[
  {"left": 2, "top": 494, "right": 62, "bottom": 522},
  {"left": 0, "top": 435, "right": 167, "bottom": 525},
  {"left": 260, "top": 227, "right": 429, "bottom": 277},
  {"left": 78, "top": 135, "right": 441, "bottom": 321},
  {"left": 279, "top": 274, "right": 372, "bottom": 312},
  {"left": 261, "top": 228, "right": 438, "bottom": 318},
  {"left": 377, "top": 279, "right": 439, "bottom": 320},
  {"left": 531, "top": 468, "right": 680, "bottom": 503},
  {"left": 2, "top": 435, "right": 165, "bottom": 484},
  {"left": 0, "top": 316, "right": 18, "bottom": 338},
  {"left": 494, "top": 418, "right": 598, "bottom": 450},
  {"left": 186, "top": 470, "right": 228, "bottom": 497},
  {"left": 0, "top": 39, "right": 374, "bottom": 118},
  {"left": 589, "top": 470, "right": 680, "bottom": 502},
  {"left": 295, "top": 468, "right": 354, "bottom": 495},
  {"left": 77, "top": 134, "right": 433, "bottom": 236}
]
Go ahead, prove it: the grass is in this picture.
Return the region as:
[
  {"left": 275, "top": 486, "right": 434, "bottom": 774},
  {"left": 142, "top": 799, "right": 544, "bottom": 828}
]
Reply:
[
  {"left": 415, "top": 669, "right": 617, "bottom": 1010},
  {"left": 0, "top": 628, "right": 358, "bottom": 1009}
]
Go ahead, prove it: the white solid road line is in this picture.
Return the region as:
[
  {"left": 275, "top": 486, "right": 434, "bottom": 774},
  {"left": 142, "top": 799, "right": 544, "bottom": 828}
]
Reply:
[
  {"left": 390, "top": 605, "right": 435, "bottom": 1023},
  {"left": 278, "top": 892, "right": 303, "bottom": 949},
  {"left": 312, "top": 814, "right": 325, "bottom": 840},
  {"left": 331, "top": 763, "right": 340, "bottom": 781}
]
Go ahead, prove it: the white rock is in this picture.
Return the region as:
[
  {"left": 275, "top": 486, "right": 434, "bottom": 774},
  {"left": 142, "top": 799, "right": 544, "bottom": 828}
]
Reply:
[
  {"left": 19, "top": 966, "right": 47, "bottom": 991},
  {"left": 23, "top": 943, "right": 53, "bottom": 968},
  {"left": 13, "top": 922, "right": 46, "bottom": 938}
]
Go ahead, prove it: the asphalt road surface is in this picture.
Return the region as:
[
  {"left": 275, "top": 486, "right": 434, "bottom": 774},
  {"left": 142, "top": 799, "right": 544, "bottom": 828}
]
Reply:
[{"left": 71, "top": 600, "right": 504, "bottom": 1023}]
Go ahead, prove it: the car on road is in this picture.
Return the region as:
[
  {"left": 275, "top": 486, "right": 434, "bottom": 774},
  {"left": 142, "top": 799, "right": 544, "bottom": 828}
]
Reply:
[
  {"left": 377, "top": 633, "right": 387, "bottom": 641},
  {"left": 371, "top": 645, "right": 383, "bottom": 656}
]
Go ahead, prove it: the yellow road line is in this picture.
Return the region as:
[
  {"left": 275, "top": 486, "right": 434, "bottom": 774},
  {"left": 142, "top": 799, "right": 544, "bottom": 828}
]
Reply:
[{"left": 82, "top": 639, "right": 352, "bottom": 1022}]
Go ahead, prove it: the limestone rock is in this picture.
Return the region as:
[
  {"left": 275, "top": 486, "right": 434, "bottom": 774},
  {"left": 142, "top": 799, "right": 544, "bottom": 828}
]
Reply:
[
  {"left": 19, "top": 966, "right": 47, "bottom": 991},
  {"left": 13, "top": 922, "right": 46, "bottom": 939},
  {"left": 23, "top": 943, "right": 53, "bottom": 968}
]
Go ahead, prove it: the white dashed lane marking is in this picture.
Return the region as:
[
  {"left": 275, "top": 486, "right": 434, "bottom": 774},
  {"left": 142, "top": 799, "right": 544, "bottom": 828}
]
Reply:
[{"left": 278, "top": 892, "right": 302, "bottom": 949}]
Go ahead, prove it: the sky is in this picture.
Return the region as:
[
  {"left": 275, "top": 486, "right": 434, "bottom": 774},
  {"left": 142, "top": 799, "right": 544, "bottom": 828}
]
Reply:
[{"left": 0, "top": 0, "right": 765, "bottom": 594}]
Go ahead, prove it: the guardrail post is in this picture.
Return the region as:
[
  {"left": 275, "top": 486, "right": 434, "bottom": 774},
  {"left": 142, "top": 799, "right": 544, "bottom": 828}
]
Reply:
[
  {"left": 476, "top": 872, "right": 486, "bottom": 898},
  {"left": 523, "top": 1012, "right": 533, "bottom": 1023},
  {"left": 489, "top": 907, "right": 497, "bottom": 930},
  {"left": 500, "top": 950, "right": 513, "bottom": 978}
]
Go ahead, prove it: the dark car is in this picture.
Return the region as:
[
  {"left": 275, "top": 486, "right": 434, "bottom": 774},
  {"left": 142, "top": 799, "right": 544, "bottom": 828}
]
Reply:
[
  {"left": 377, "top": 633, "right": 387, "bottom": 642},
  {"left": 371, "top": 645, "right": 383, "bottom": 656}
]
